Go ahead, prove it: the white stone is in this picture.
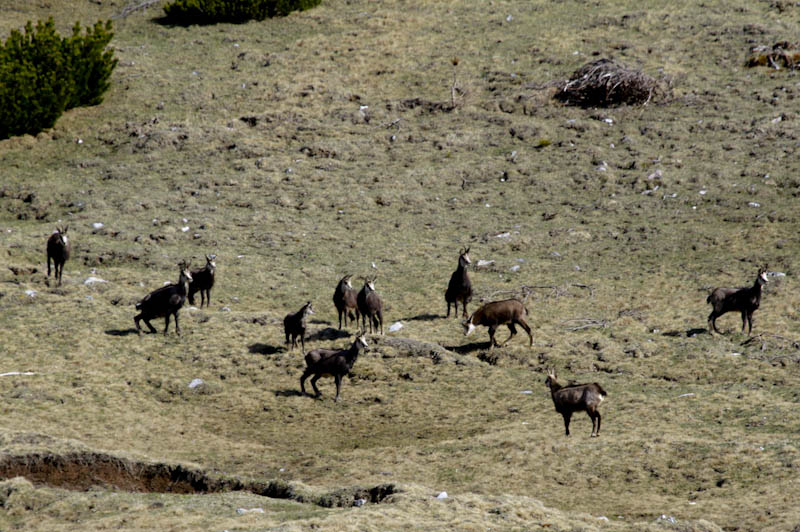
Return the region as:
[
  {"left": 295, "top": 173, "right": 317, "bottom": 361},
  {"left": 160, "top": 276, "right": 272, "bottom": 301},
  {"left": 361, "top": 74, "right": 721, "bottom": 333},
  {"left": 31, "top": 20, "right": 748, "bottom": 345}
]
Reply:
[
  {"left": 188, "top": 378, "right": 204, "bottom": 389},
  {"left": 84, "top": 276, "right": 107, "bottom": 285},
  {"left": 388, "top": 322, "right": 404, "bottom": 333},
  {"left": 436, "top": 491, "right": 448, "bottom": 499},
  {"left": 93, "top": 222, "right": 104, "bottom": 229}
]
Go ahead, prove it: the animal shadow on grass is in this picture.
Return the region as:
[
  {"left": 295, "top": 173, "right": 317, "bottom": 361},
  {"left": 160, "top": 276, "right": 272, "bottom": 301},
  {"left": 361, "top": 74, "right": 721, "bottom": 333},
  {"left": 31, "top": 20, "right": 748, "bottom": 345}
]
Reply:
[
  {"left": 445, "top": 341, "right": 488, "bottom": 354},
  {"left": 306, "top": 327, "right": 350, "bottom": 342},
  {"left": 274, "top": 389, "right": 304, "bottom": 398},
  {"left": 248, "top": 343, "right": 282, "bottom": 355},
  {"left": 105, "top": 328, "right": 139, "bottom": 337},
  {"left": 403, "top": 313, "right": 440, "bottom": 322},
  {"left": 661, "top": 328, "right": 709, "bottom": 338}
]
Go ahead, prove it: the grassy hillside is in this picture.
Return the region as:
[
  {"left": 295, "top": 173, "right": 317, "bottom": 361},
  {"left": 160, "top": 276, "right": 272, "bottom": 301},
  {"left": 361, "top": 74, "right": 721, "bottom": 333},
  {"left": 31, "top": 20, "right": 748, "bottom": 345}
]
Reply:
[{"left": 1, "top": 0, "right": 799, "bottom": 530}]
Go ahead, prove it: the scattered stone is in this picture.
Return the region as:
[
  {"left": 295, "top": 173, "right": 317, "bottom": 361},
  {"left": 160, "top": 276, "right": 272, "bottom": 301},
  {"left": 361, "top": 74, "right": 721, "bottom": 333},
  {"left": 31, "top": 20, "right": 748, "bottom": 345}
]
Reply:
[
  {"left": 509, "top": 265, "right": 521, "bottom": 272},
  {"left": 476, "top": 259, "right": 495, "bottom": 267},
  {"left": 84, "top": 276, "right": 107, "bottom": 285},
  {"left": 520, "top": 390, "right": 533, "bottom": 394},
  {"left": 236, "top": 508, "right": 265, "bottom": 515},
  {"left": 92, "top": 222, "right": 104, "bottom": 229},
  {"left": 24, "top": 290, "right": 36, "bottom": 297},
  {"left": 388, "top": 322, "right": 404, "bottom": 333},
  {"left": 748, "top": 202, "right": 760, "bottom": 208},
  {"left": 678, "top": 393, "right": 695, "bottom": 398},
  {"left": 188, "top": 378, "right": 204, "bottom": 389},
  {"left": 0, "top": 372, "right": 36, "bottom": 377},
  {"left": 436, "top": 491, "right": 448, "bottom": 499},
  {"left": 221, "top": 307, "right": 231, "bottom": 312},
  {"left": 353, "top": 498, "right": 367, "bottom": 507}
]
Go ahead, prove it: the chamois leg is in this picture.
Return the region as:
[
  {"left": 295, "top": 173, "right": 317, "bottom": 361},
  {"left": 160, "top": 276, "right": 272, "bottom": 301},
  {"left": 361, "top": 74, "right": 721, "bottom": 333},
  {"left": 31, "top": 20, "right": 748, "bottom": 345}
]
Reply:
[
  {"left": 300, "top": 333, "right": 306, "bottom": 355},
  {"left": 163, "top": 315, "right": 171, "bottom": 335},
  {"left": 47, "top": 254, "right": 52, "bottom": 277},
  {"left": 310, "top": 374, "right": 322, "bottom": 397},
  {"left": 747, "top": 312, "right": 754, "bottom": 335},
  {"left": 488, "top": 326, "right": 498, "bottom": 349},
  {"left": 376, "top": 310, "right": 383, "bottom": 335},
  {"left": 446, "top": 301, "right": 452, "bottom": 318},
  {"left": 285, "top": 330, "right": 292, "bottom": 351},
  {"left": 588, "top": 407, "right": 601, "bottom": 437},
  {"left": 562, "top": 412, "right": 572, "bottom": 436},
  {"left": 517, "top": 318, "right": 533, "bottom": 346},
  {"left": 204, "top": 289, "right": 210, "bottom": 308},
  {"left": 338, "top": 309, "right": 343, "bottom": 330},
  {"left": 334, "top": 374, "right": 342, "bottom": 402},
  {"left": 502, "top": 323, "right": 518, "bottom": 346},
  {"left": 300, "top": 370, "right": 312, "bottom": 396},
  {"left": 708, "top": 312, "right": 721, "bottom": 335},
  {"left": 461, "top": 299, "right": 468, "bottom": 319}
]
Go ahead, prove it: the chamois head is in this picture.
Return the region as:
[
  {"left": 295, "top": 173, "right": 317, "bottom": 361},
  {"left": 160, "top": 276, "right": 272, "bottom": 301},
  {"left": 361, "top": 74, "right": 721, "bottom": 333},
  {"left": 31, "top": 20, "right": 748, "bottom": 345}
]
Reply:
[
  {"left": 206, "top": 254, "right": 217, "bottom": 269},
  {"left": 362, "top": 275, "right": 377, "bottom": 291},
  {"left": 179, "top": 261, "right": 193, "bottom": 283},
  {"left": 545, "top": 368, "right": 558, "bottom": 389},
  {"left": 341, "top": 274, "right": 353, "bottom": 289},
  {"left": 355, "top": 331, "right": 369, "bottom": 349},
  {"left": 758, "top": 265, "right": 769, "bottom": 285},
  {"left": 462, "top": 314, "right": 476, "bottom": 336},
  {"left": 302, "top": 301, "right": 314, "bottom": 316},
  {"left": 459, "top": 246, "right": 471, "bottom": 268},
  {"left": 54, "top": 225, "right": 69, "bottom": 246}
]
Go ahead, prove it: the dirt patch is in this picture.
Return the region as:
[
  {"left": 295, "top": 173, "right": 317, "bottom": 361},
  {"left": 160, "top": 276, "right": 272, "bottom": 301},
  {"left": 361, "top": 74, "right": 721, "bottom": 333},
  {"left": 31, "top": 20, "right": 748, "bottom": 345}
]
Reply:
[{"left": 0, "top": 452, "right": 397, "bottom": 506}]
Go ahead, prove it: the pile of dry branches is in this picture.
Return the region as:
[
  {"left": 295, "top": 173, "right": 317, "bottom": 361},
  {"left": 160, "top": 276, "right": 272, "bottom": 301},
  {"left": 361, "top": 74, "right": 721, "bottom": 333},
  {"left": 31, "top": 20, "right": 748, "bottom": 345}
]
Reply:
[
  {"left": 746, "top": 42, "right": 800, "bottom": 70},
  {"left": 555, "top": 58, "right": 660, "bottom": 107}
]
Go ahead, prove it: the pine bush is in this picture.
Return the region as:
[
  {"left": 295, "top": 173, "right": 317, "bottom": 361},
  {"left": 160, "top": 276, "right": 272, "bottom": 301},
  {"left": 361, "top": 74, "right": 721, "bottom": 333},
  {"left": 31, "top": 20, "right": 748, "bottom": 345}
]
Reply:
[
  {"left": 0, "top": 18, "right": 117, "bottom": 140},
  {"left": 163, "top": 0, "right": 322, "bottom": 25}
]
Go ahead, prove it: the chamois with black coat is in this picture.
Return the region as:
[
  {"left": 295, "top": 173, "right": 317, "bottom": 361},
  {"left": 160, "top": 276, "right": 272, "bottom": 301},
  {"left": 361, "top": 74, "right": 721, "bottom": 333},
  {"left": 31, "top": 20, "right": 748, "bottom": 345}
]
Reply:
[
  {"left": 46, "top": 226, "right": 70, "bottom": 286},
  {"left": 462, "top": 298, "right": 532, "bottom": 349},
  {"left": 188, "top": 254, "right": 216, "bottom": 308},
  {"left": 357, "top": 276, "right": 383, "bottom": 335},
  {"left": 445, "top": 247, "right": 472, "bottom": 318},
  {"left": 707, "top": 266, "right": 769, "bottom": 336},
  {"left": 300, "top": 333, "right": 369, "bottom": 401},
  {"left": 134, "top": 261, "right": 192, "bottom": 336},
  {"left": 545, "top": 369, "right": 606, "bottom": 437},
  {"left": 333, "top": 274, "right": 359, "bottom": 329},
  {"left": 284, "top": 301, "right": 314, "bottom": 354}
]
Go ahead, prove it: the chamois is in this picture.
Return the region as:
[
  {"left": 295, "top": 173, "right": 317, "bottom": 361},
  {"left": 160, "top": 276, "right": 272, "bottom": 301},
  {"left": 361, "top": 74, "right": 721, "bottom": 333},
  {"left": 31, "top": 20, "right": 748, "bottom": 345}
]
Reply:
[
  {"left": 445, "top": 247, "right": 473, "bottom": 318},
  {"left": 545, "top": 369, "right": 606, "bottom": 437},
  {"left": 46, "top": 226, "right": 70, "bottom": 286},
  {"left": 134, "top": 261, "right": 192, "bottom": 336},
  {"left": 188, "top": 254, "right": 216, "bottom": 308},
  {"left": 284, "top": 301, "right": 314, "bottom": 354},
  {"left": 707, "top": 266, "right": 769, "bottom": 336},
  {"left": 357, "top": 276, "right": 383, "bottom": 335},
  {"left": 333, "top": 274, "right": 359, "bottom": 329},
  {"left": 462, "top": 298, "right": 532, "bottom": 349},
  {"left": 300, "top": 333, "right": 369, "bottom": 401}
]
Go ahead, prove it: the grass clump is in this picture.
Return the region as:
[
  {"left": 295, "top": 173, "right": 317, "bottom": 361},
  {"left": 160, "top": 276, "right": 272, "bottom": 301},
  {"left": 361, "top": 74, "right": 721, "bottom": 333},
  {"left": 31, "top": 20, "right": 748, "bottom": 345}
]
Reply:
[
  {"left": 0, "top": 18, "right": 116, "bottom": 140},
  {"left": 555, "top": 58, "right": 662, "bottom": 107},
  {"left": 163, "top": 0, "right": 322, "bottom": 25}
]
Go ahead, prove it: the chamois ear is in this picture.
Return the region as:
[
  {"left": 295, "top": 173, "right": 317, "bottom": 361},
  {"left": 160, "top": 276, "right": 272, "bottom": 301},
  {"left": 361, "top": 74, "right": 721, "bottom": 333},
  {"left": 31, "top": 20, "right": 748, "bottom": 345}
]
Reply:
[
  {"left": 465, "top": 246, "right": 470, "bottom": 254},
  {"left": 63, "top": 225, "right": 68, "bottom": 234}
]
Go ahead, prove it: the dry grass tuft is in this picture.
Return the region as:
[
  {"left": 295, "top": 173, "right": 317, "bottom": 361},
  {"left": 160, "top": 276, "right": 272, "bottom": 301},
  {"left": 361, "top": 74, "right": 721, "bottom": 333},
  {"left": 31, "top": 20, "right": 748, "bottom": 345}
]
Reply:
[
  {"left": 555, "top": 58, "right": 662, "bottom": 107},
  {"left": 746, "top": 42, "right": 800, "bottom": 69}
]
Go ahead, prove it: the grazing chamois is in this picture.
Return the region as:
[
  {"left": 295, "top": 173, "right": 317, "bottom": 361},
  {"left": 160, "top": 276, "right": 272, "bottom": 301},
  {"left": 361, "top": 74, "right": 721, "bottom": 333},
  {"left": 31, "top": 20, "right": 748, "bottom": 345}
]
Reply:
[
  {"left": 333, "top": 274, "right": 359, "bottom": 329},
  {"left": 284, "top": 301, "right": 314, "bottom": 354},
  {"left": 357, "top": 276, "right": 383, "bottom": 335},
  {"left": 545, "top": 369, "right": 606, "bottom": 437},
  {"left": 300, "top": 333, "right": 369, "bottom": 401},
  {"left": 445, "top": 247, "right": 473, "bottom": 318},
  {"left": 707, "top": 266, "right": 769, "bottom": 336},
  {"left": 46, "top": 226, "right": 70, "bottom": 286},
  {"left": 462, "top": 298, "right": 532, "bottom": 349},
  {"left": 188, "top": 254, "right": 216, "bottom": 308},
  {"left": 134, "top": 261, "right": 192, "bottom": 336}
]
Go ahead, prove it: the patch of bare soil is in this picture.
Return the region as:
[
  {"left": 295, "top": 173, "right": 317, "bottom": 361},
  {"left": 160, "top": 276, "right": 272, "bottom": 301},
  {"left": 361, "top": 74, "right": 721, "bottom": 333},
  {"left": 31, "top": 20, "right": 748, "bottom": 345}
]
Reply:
[{"left": 0, "top": 452, "right": 397, "bottom": 506}]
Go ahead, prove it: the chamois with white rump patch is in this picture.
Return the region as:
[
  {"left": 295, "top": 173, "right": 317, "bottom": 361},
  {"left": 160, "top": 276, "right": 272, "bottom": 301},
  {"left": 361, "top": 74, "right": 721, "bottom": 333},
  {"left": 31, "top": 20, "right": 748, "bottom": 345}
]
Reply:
[
  {"left": 445, "top": 247, "right": 473, "bottom": 318},
  {"left": 333, "top": 274, "right": 359, "bottom": 329},
  {"left": 545, "top": 369, "right": 606, "bottom": 437},
  {"left": 300, "top": 332, "right": 369, "bottom": 401},
  {"left": 284, "top": 301, "right": 314, "bottom": 354},
  {"left": 357, "top": 276, "right": 383, "bottom": 335},
  {"left": 188, "top": 254, "right": 216, "bottom": 308},
  {"left": 462, "top": 298, "right": 532, "bottom": 349},
  {"left": 46, "top": 226, "right": 70, "bottom": 286},
  {"left": 134, "top": 261, "right": 192, "bottom": 336},
  {"left": 707, "top": 266, "right": 768, "bottom": 336}
]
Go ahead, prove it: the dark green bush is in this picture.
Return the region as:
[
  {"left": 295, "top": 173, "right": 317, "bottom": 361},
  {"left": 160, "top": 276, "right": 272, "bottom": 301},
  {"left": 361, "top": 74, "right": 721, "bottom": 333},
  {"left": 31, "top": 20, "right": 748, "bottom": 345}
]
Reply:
[
  {"left": 163, "top": 0, "right": 322, "bottom": 25},
  {"left": 0, "top": 18, "right": 117, "bottom": 140}
]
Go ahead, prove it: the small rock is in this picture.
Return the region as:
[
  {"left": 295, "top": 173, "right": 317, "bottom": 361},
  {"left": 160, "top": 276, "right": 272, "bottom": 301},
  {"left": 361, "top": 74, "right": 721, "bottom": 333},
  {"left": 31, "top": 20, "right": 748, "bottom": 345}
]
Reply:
[
  {"left": 550, "top": 251, "right": 561, "bottom": 257},
  {"left": 25, "top": 289, "right": 37, "bottom": 297},
  {"left": 509, "top": 265, "right": 521, "bottom": 272},
  {"left": 221, "top": 306, "right": 231, "bottom": 312},
  {"left": 436, "top": 491, "right": 448, "bottom": 499},
  {"left": 236, "top": 508, "right": 265, "bottom": 515},
  {"left": 678, "top": 393, "right": 695, "bottom": 398},
  {"left": 748, "top": 202, "right": 760, "bottom": 208},
  {"left": 388, "top": 322, "right": 404, "bottom": 333},
  {"left": 353, "top": 498, "right": 367, "bottom": 507},
  {"left": 84, "top": 276, "right": 107, "bottom": 285},
  {"left": 181, "top": 226, "right": 190, "bottom": 232},
  {"left": 188, "top": 378, "right": 204, "bottom": 389},
  {"left": 520, "top": 390, "right": 532, "bottom": 394},
  {"left": 495, "top": 232, "right": 511, "bottom": 238},
  {"left": 476, "top": 259, "right": 495, "bottom": 267},
  {"left": 92, "top": 222, "right": 104, "bottom": 229},
  {"left": 769, "top": 271, "right": 786, "bottom": 277}
]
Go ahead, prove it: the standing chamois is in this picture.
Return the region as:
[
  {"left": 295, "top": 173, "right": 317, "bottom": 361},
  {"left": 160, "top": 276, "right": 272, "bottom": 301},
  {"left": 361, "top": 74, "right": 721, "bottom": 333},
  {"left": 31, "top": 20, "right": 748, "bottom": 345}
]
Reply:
[
  {"left": 188, "top": 254, "right": 216, "bottom": 308},
  {"left": 46, "top": 226, "right": 70, "bottom": 286},
  {"left": 134, "top": 261, "right": 192, "bottom": 336},
  {"left": 284, "top": 301, "right": 314, "bottom": 354},
  {"left": 333, "top": 274, "right": 359, "bottom": 329},
  {"left": 462, "top": 298, "right": 532, "bottom": 349},
  {"left": 545, "top": 369, "right": 606, "bottom": 437},
  {"left": 445, "top": 247, "right": 473, "bottom": 318},
  {"left": 707, "top": 266, "right": 769, "bottom": 336},
  {"left": 357, "top": 276, "right": 383, "bottom": 335},
  {"left": 300, "top": 332, "right": 369, "bottom": 401}
]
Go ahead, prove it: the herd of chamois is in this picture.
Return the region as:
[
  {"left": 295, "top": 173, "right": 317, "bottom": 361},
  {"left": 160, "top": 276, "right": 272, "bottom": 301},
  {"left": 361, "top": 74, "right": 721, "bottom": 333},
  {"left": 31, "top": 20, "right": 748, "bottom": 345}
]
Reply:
[{"left": 44, "top": 229, "right": 772, "bottom": 435}]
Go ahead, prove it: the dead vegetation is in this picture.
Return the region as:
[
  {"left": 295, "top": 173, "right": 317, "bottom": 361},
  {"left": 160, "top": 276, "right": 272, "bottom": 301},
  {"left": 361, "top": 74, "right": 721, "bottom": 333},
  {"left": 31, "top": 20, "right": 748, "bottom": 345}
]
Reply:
[
  {"left": 554, "top": 58, "right": 664, "bottom": 107},
  {"left": 746, "top": 42, "right": 800, "bottom": 69}
]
